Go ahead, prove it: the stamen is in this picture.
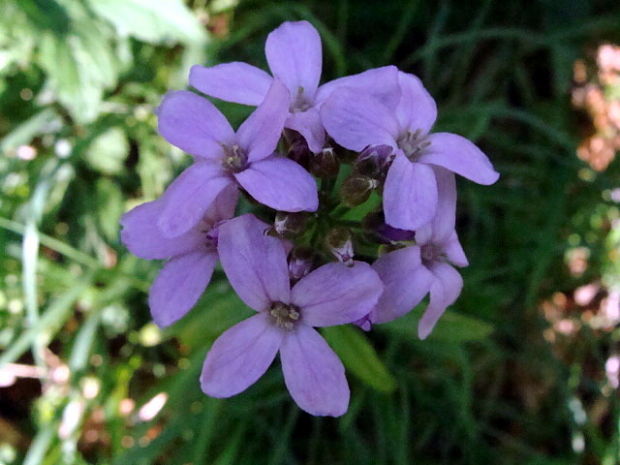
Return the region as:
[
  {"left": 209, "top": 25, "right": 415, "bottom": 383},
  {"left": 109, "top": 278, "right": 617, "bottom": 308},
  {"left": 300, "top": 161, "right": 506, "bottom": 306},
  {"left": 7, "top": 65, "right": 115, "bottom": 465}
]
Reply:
[
  {"left": 397, "top": 130, "right": 431, "bottom": 160},
  {"left": 269, "top": 302, "right": 301, "bottom": 330},
  {"left": 291, "top": 86, "right": 312, "bottom": 112},
  {"left": 222, "top": 144, "right": 248, "bottom": 172},
  {"left": 421, "top": 244, "right": 443, "bottom": 264}
]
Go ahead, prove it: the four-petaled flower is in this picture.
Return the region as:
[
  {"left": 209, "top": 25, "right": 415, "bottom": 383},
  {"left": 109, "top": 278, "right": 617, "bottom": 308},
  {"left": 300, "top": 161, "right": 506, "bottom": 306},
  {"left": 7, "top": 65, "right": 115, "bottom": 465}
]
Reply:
[
  {"left": 321, "top": 70, "right": 500, "bottom": 230},
  {"left": 369, "top": 168, "right": 469, "bottom": 338},
  {"left": 121, "top": 186, "right": 238, "bottom": 327},
  {"left": 200, "top": 214, "right": 383, "bottom": 416},
  {"left": 156, "top": 78, "right": 318, "bottom": 238},
  {"left": 190, "top": 20, "right": 400, "bottom": 153}
]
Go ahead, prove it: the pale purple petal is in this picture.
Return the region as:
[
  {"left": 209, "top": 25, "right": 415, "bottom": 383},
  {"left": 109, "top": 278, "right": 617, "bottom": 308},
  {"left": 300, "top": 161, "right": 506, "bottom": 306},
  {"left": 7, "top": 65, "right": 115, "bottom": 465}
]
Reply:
[
  {"left": 443, "top": 231, "right": 469, "bottom": 267},
  {"left": 396, "top": 71, "right": 437, "bottom": 134},
  {"left": 285, "top": 108, "right": 326, "bottom": 153},
  {"left": 157, "top": 91, "right": 234, "bottom": 159},
  {"left": 370, "top": 247, "right": 434, "bottom": 324},
  {"left": 321, "top": 88, "right": 400, "bottom": 152},
  {"left": 149, "top": 251, "right": 217, "bottom": 328},
  {"left": 383, "top": 154, "right": 438, "bottom": 230},
  {"left": 217, "top": 214, "right": 290, "bottom": 311},
  {"left": 316, "top": 66, "right": 401, "bottom": 109},
  {"left": 416, "top": 167, "right": 456, "bottom": 245},
  {"left": 235, "top": 156, "right": 318, "bottom": 212},
  {"left": 157, "top": 162, "right": 232, "bottom": 238},
  {"left": 237, "top": 79, "right": 290, "bottom": 162},
  {"left": 280, "top": 324, "right": 349, "bottom": 416},
  {"left": 189, "top": 62, "right": 273, "bottom": 106},
  {"left": 265, "top": 20, "right": 322, "bottom": 99},
  {"left": 120, "top": 199, "right": 203, "bottom": 260},
  {"left": 291, "top": 262, "right": 383, "bottom": 327},
  {"left": 418, "top": 263, "right": 463, "bottom": 339},
  {"left": 203, "top": 184, "right": 239, "bottom": 224},
  {"left": 434, "top": 167, "right": 457, "bottom": 238},
  {"left": 418, "top": 133, "right": 500, "bottom": 185},
  {"left": 201, "top": 313, "right": 283, "bottom": 397}
]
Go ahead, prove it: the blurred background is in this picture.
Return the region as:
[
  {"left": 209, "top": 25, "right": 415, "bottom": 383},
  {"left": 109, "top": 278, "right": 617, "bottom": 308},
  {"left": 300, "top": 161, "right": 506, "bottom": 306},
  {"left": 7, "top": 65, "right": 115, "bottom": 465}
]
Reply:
[{"left": 1, "top": 0, "right": 620, "bottom": 464}]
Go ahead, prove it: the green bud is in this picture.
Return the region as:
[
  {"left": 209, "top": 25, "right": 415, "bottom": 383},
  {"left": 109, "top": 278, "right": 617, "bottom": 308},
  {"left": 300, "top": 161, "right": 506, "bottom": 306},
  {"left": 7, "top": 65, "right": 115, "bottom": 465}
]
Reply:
[
  {"left": 310, "top": 147, "right": 339, "bottom": 178},
  {"left": 325, "top": 227, "right": 354, "bottom": 265},
  {"left": 340, "top": 175, "right": 377, "bottom": 206}
]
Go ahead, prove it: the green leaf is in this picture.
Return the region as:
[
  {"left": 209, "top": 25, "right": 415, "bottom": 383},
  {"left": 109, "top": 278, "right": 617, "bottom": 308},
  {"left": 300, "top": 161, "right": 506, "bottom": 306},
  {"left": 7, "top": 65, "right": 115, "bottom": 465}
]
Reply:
[
  {"left": 85, "top": 127, "right": 129, "bottom": 175},
  {"left": 381, "top": 308, "right": 493, "bottom": 343},
  {"left": 95, "top": 179, "right": 124, "bottom": 242},
  {"left": 0, "top": 108, "right": 60, "bottom": 153},
  {"left": 37, "top": 1, "right": 120, "bottom": 123},
  {"left": 87, "top": 0, "right": 207, "bottom": 45},
  {"left": 322, "top": 325, "right": 397, "bottom": 393}
]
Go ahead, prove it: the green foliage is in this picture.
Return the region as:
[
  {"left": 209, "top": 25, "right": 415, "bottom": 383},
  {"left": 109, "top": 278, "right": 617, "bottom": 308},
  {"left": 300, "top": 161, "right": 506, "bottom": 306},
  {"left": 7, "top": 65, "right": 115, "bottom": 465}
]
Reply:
[{"left": 1, "top": 0, "right": 620, "bottom": 464}]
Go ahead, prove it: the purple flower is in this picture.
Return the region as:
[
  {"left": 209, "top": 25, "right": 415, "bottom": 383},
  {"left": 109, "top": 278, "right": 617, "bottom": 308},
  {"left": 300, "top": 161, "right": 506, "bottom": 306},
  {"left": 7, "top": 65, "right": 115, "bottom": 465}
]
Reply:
[
  {"left": 321, "top": 70, "right": 500, "bottom": 230},
  {"left": 200, "top": 214, "right": 383, "bottom": 416},
  {"left": 120, "top": 186, "right": 238, "bottom": 328},
  {"left": 369, "top": 169, "right": 469, "bottom": 339},
  {"left": 156, "top": 79, "right": 318, "bottom": 238},
  {"left": 190, "top": 21, "right": 400, "bottom": 153}
]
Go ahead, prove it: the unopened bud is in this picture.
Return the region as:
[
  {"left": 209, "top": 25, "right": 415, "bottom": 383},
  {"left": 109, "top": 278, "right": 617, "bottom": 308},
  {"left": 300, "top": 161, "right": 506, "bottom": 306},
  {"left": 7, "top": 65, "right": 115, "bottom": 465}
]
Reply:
[
  {"left": 287, "top": 137, "right": 311, "bottom": 169},
  {"left": 353, "top": 315, "right": 372, "bottom": 331},
  {"left": 363, "top": 212, "right": 415, "bottom": 243},
  {"left": 310, "top": 147, "right": 339, "bottom": 178},
  {"left": 288, "top": 247, "right": 315, "bottom": 283},
  {"left": 340, "top": 175, "right": 377, "bottom": 206},
  {"left": 325, "top": 227, "right": 354, "bottom": 266},
  {"left": 274, "top": 212, "right": 308, "bottom": 237},
  {"left": 355, "top": 145, "right": 393, "bottom": 178}
]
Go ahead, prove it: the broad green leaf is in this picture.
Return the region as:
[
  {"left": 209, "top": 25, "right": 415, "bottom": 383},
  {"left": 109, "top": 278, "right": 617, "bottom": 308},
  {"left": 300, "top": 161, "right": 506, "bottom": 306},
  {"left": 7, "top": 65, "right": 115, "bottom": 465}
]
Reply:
[
  {"left": 95, "top": 178, "right": 124, "bottom": 242},
  {"left": 322, "top": 325, "right": 397, "bottom": 393},
  {"left": 87, "top": 0, "right": 207, "bottom": 45},
  {"left": 85, "top": 127, "right": 129, "bottom": 175},
  {"left": 37, "top": 1, "right": 120, "bottom": 123}
]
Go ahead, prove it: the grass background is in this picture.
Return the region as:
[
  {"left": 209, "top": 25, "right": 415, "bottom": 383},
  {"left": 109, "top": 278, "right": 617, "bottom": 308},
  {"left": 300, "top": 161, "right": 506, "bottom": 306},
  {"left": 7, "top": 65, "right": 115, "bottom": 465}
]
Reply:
[{"left": 1, "top": 0, "right": 620, "bottom": 464}]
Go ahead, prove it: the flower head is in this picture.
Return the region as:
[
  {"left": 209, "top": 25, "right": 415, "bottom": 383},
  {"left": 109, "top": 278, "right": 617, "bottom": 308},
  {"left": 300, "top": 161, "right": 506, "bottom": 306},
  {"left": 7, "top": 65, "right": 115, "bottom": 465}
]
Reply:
[
  {"left": 200, "top": 214, "right": 383, "bottom": 416},
  {"left": 155, "top": 78, "right": 318, "bottom": 238}
]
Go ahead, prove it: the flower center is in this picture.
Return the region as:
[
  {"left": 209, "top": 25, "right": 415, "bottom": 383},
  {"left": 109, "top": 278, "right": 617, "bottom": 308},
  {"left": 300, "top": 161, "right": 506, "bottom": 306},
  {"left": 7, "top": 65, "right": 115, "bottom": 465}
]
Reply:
[
  {"left": 269, "top": 301, "right": 301, "bottom": 330},
  {"left": 290, "top": 86, "right": 312, "bottom": 113},
  {"left": 198, "top": 220, "right": 220, "bottom": 252},
  {"left": 397, "top": 130, "right": 431, "bottom": 161},
  {"left": 222, "top": 144, "right": 248, "bottom": 172},
  {"left": 421, "top": 243, "right": 442, "bottom": 265}
]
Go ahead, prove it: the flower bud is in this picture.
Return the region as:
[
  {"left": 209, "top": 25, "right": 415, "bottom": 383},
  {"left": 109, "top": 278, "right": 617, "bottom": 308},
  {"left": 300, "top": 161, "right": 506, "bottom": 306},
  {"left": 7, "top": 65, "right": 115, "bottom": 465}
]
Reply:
[
  {"left": 310, "top": 147, "right": 339, "bottom": 178},
  {"left": 355, "top": 145, "right": 393, "bottom": 178},
  {"left": 288, "top": 247, "right": 315, "bottom": 283},
  {"left": 325, "top": 227, "right": 354, "bottom": 266},
  {"left": 353, "top": 315, "right": 372, "bottom": 331},
  {"left": 363, "top": 212, "right": 415, "bottom": 243},
  {"left": 274, "top": 212, "right": 308, "bottom": 237},
  {"left": 285, "top": 129, "right": 311, "bottom": 169},
  {"left": 340, "top": 175, "right": 377, "bottom": 207}
]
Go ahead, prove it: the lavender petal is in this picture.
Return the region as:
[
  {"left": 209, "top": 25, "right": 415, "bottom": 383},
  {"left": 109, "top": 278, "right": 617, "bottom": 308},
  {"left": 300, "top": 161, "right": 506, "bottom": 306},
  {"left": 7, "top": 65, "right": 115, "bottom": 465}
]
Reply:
[
  {"left": 280, "top": 324, "right": 349, "bottom": 416},
  {"left": 200, "top": 313, "right": 283, "bottom": 397},
  {"left": 189, "top": 62, "right": 273, "bottom": 106},
  {"left": 149, "top": 251, "right": 217, "bottom": 328}
]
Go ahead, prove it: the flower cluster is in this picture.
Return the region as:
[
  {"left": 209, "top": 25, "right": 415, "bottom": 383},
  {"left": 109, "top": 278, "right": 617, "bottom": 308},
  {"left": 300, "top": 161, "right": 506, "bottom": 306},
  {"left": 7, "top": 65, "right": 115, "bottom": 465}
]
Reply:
[{"left": 121, "top": 20, "right": 499, "bottom": 416}]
